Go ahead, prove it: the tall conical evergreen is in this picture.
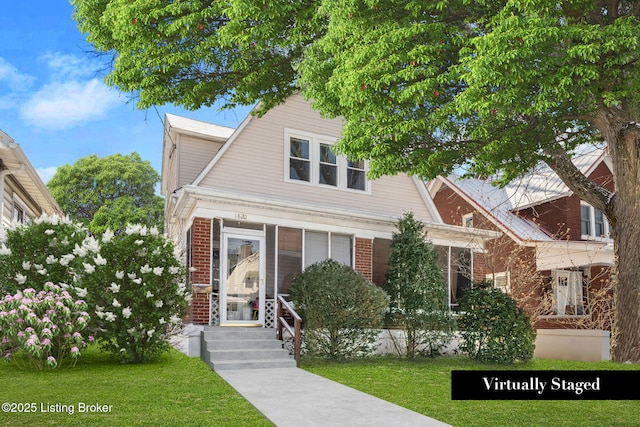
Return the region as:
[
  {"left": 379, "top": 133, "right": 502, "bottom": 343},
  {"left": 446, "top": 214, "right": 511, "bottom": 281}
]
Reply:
[{"left": 383, "top": 213, "right": 455, "bottom": 357}]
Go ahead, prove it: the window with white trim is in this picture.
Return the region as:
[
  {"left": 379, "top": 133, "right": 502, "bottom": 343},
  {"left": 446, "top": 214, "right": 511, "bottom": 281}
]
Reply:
[
  {"left": 580, "top": 203, "right": 612, "bottom": 240},
  {"left": 551, "top": 270, "right": 585, "bottom": 315},
  {"left": 347, "top": 160, "right": 366, "bottom": 191},
  {"left": 289, "top": 137, "right": 310, "bottom": 182},
  {"left": 487, "top": 272, "right": 510, "bottom": 294},
  {"left": 285, "top": 129, "right": 369, "bottom": 192},
  {"left": 462, "top": 213, "right": 473, "bottom": 228}
]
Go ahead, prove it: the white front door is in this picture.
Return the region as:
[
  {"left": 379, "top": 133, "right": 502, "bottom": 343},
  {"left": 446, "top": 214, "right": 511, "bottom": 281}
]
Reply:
[{"left": 220, "top": 231, "right": 265, "bottom": 325}]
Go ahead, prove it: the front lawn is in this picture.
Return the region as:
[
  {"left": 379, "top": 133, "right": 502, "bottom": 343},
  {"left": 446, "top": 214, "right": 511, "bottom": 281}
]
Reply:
[
  {"left": 1, "top": 346, "right": 273, "bottom": 427},
  {"left": 303, "top": 356, "right": 640, "bottom": 427}
]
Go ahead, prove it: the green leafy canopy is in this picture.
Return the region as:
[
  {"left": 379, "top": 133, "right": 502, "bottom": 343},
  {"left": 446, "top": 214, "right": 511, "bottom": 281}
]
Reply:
[
  {"left": 72, "top": 0, "right": 640, "bottom": 362},
  {"left": 47, "top": 152, "right": 164, "bottom": 235}
]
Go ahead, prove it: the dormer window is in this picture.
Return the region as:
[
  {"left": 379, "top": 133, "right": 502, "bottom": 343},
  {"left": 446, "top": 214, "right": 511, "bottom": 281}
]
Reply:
[{"left": 285, "top": 129, "right": 369, "bottom": 192}]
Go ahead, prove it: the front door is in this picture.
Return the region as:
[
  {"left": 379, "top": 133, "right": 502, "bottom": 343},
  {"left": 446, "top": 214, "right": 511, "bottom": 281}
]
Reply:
[{"left": 220, "top": 231, "right": 265, "bottom": 325}]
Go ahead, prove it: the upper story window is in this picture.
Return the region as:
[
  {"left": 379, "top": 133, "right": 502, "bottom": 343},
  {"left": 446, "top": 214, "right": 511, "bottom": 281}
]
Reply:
[
  {"left": 319, "top": 143, "right": 337, "bottom": 186},
  {"left": 580, "top": 203, "right": 612, "bottom": 240},
  {"left": 462, "top": 213, "right": 473, "bottom": 228},
  {"left": 347, "top": 160, "right": 366, "bottom": 191},
  {"left": 285, "top": 129, "right": 369, "bottom": 192},
  {"left": 289, "top": 137, "right": 310, "bottom": 182}
]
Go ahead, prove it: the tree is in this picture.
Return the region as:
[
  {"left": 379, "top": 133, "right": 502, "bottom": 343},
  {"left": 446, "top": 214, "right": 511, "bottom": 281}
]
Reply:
[
  {"left": 72, "top": 1, "right": 640, "bottom": 362},
  {"left": 383, "top": 213, "right": 456, "bottom": 357},
  {"left": 70, "top": 0, "right": 324, "bottom": 114},
  {"left": 47, "top": 153, "right": 164, "bottom": 235}
]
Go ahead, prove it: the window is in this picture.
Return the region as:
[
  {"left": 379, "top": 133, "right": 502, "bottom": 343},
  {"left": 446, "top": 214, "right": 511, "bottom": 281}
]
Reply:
[
  {"left": 487, "top": 272, "right": 510, "bottom": 294},
  {"left": 580, "top": 203, "right": 612, "bottom": 240},
  {"left": 304, "top": 231, "right": 329, "bottom": 267},
  {"left": 594, "top": 210, "right": 606, "bottom": 237},
  {"left": 551, "top": 270, "right": 585, "bottom": 316},
  {"left": 289, "top": 137, "right": 310, "bottom": 182},
  {"left": 435, "top": 245, "right": 472, "bottom": 308},
  {"left": 462, "top": 213, "right": 473, "bottom": 228},
  {"left": 277, "top": 227, "right": 353, "bottom": 294},
  {"left": 319, "top": 143, "right": 337, "bottom": 186},
  {"left": 347, "top": 160, "right": 366, "bottom": 191},
  {"left": 12, "top": 204, "right": 24, "bottom": 223},
  {"left": 285, "top": 129, "right": 368, "bottom": 192},
  {"left": 580, "top": 205, "right": 591, "bottom": 236},
  {"left": 303, "top": 231, "right": 352, "bottom": 268}
]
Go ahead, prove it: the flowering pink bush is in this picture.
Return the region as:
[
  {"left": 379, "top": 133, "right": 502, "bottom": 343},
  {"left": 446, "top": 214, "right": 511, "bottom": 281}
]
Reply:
[{"left": 0, "top": 283, "right": 91, "bottom": 370}]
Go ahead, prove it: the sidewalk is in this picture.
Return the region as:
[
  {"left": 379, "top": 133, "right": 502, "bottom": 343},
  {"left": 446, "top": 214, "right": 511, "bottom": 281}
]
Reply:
[{"left": 217, "top": 367, "right": 452, "bottom": 427}]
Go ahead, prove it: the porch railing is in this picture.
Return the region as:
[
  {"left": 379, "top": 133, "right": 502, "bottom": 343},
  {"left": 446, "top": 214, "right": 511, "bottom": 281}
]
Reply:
[{"left": 276, "top": 295, "right": 302, "bottom": 368}]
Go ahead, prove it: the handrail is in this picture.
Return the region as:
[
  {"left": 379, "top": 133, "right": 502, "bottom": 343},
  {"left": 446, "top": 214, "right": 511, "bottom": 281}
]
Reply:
[{"left": 276, "top": 295, "right": 302, "bottom": 367}]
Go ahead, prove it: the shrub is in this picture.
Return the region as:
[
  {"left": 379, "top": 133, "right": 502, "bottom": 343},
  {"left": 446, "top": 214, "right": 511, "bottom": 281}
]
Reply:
[
  {"left": 383, "top": 213, "right": 456, "bottom": 357},
  {"left": 0, "top": 283, "right": 91, "bottom": 369},
  {"left": 79, "top": 225, "right": 190, "bottom": 363},
  {"left": 289, "top": 259, "right": 389, "bottom": 358},
  {"left": 458, "top": 281, "right": 536, "bottom": 364},
  {"left": 0, "top": 215, "right": 91, "bottom": 295}
]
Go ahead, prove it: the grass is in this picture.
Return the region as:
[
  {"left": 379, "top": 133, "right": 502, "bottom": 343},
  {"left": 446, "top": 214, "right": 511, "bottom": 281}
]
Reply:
[
  {"left": 4, "top": 346, "right": 638, "bottom": 427},
  {"left": 302, "top": 356, "right": 640, "bottom": 427},
  {"left": 0, "top": 346, "right": 273, "bottom": 427}
]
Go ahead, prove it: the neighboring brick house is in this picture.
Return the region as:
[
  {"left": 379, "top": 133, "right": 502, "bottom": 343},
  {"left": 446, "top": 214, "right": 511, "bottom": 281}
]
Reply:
[
  {"left": 0, "top": 130, "right": 62, "bottom": 226},
  {"left": 428, "top": 147, "right": 614, "bottom": 330},
  {"left": 161, "top": 94, "right": 496, "bottom": 338}
]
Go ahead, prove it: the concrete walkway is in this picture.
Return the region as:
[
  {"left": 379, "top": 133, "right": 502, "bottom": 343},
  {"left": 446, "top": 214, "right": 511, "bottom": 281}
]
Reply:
[{"left": 217, "top": 367, "right": 452, "bottom": 427}]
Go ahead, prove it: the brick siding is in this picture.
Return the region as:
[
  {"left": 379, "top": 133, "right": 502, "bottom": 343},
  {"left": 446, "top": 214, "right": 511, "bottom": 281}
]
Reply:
[
  {"left": 190, "top": 217, "right": 211, "bottom": 324},
  {"left": 355, "top": 238, "right": 373, "bottom": 281}
]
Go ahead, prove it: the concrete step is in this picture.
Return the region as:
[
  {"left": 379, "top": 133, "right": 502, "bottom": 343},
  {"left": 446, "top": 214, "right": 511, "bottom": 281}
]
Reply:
[
  {"left": 206, "top": 348, "right": 292, "bottom": 361},
  {"left": 202, "top": 327, "right": 275, "bottom": 341},
  {"left": 201, "top": 327, "right": 295, "bottom": 371},
  {"left": 209, "top": 358, "right": 297, "bottom": 371},
  {"left": 205, "top": 339, "right": 284, "bottom": 351}
]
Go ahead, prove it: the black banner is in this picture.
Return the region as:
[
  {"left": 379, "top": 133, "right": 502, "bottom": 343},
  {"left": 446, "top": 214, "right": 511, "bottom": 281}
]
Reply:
[{"left": 452, "top": 370, "right": 640, "bottom": 400}]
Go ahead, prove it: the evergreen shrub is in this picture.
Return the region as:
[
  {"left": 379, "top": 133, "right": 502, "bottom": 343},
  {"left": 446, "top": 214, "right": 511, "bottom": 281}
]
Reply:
[
  {"left": 459, "top": 281, "right": 535, "bottom": 363},
  {"left": 289, "top": 259, "right": 389, "bottom": 358}
]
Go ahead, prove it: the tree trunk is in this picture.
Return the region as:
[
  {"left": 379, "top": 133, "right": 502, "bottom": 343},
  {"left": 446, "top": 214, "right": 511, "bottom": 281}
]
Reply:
[
  {"left": 607, "top": 122, "right": 640, "bottom": 363},
  {"left": 547, "top": 112, "right": 640, "bottom": 363}
]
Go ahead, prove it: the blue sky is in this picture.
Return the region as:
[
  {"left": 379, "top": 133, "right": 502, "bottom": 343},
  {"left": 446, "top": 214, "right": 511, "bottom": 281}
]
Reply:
[{"left": 0, "top": 3, "right": 253, "bottom": 184}]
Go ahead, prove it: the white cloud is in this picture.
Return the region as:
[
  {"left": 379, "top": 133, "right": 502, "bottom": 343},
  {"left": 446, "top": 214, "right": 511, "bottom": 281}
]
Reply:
[
  {"left": 20, "top": 78, "right": 123, "bottom": 130},
  {"left": 36, "top": 166, "right": 58, "bottom": 184},
  {"left": 40, "top": 52, "right": 96, "bottom": 81},
  {"left": 0, "top": 57, "right": 35, "bottom": 109},
  {"left": 0, "top": 57, "right": 35, "bottom": 89}
]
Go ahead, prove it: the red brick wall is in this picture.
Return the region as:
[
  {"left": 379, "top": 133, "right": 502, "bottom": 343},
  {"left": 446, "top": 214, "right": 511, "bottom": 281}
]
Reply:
[
  {"left": 355, "top": 238, "right": 373, "bottom": 281},
  {"left": 190, "top": 217, "right": 211, "bottom": 324},
  {"left": 432, "top": 185, "right": 474, "bottom": 226},
  {"left": 188, "top": 293, "right": 210, "bottom": 325},
  {"left": 191, "top": 217, "right": 211, "bottom": 285}
]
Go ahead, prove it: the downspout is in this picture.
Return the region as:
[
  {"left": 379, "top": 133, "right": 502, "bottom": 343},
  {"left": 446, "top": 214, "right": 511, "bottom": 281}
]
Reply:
[{"left": 0, "top": 164, "right": 26, "bottom": 226}]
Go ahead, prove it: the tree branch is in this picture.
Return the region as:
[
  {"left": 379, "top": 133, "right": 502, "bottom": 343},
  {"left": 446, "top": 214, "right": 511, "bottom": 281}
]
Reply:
[{"left": 542, "top": 143, "right": 613, "bottom": 214}]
